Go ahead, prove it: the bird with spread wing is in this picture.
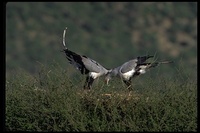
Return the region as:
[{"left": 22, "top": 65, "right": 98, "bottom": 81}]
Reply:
[
  {"left": 62, "top": 27, "right": 109, "bottom": 89},
  {"left": 105, "top": 55, "right": 173, "bottom": 90}
]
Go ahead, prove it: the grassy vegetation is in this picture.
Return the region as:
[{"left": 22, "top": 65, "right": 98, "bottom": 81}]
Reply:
[{"left": 6, "top": 64, "right": 197, "bottom": 131}]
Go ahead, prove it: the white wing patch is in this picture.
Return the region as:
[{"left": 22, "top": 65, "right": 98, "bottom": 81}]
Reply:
[
  {"left": 139, "top": 69, "right": 146, "bottom": 74},
  {"left": 121, "top": 69, "right": 135, "bottom": 80},
  {"left": 138, "top": 65, "right": 147, "bottom": 74},
  {"left": 89, "top": 72, "right": 101, "bottom": 79}
]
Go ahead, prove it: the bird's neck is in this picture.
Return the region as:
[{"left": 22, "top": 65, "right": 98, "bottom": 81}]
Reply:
[{"left": 111, "top": 68, "right": 119, "bottom": 76}]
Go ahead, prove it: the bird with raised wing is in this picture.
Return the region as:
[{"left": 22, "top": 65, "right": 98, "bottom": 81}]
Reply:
[
  {"left": 105, "top": 55, "right": 173, "bottom": 90},
  {"left": 62, "top": 27, "right": 109, "bottom": 89}
]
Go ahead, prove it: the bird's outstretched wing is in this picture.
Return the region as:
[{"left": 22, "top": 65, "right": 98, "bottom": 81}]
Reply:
[
  {"left": 120, "top": 55, "right": 154, "bottom": 73},
  {"left": 62, "top": 27, "right": 104, "bottom": 74},
  {"left": 81, "top": 55, "right": 105, "bottom": 73},
  {"left": 64, "top": 49, "right": 102, "bottom": 74},
  {"left": 136, "top": 55, "right": 154, "bottom": 64},
  {"left": 120, "top": 59, "right": 138, "bottom": 73}
]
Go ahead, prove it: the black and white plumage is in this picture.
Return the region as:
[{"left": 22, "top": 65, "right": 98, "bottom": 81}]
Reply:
[
  {"left": 62, "top": 27, "right": 108, "bottom": 89},
  {"left": 105, "top": 55, "right": 173, "bottom": 89}
]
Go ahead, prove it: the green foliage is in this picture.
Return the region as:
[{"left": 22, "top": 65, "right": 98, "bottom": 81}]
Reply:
[{"left": 6, "top": 65, "right": 197, "bottom": 131}]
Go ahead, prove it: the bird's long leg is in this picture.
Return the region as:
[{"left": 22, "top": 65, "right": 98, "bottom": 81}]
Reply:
[
  {"left": 123, "top": 79, "right": 132, "bottom": 91},
  {"left": 84, "top": 76, "right": 89, "bottom": 89},
  {"left": 88, "top": 77, "right": 94, "bottom": 90},
  {"left": 84, "top": 76, "right": 94, "bottom": 90}
]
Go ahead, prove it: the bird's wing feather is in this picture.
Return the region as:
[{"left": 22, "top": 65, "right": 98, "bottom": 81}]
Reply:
[
  {"left": 64, "top": 49, "right": 105, "bottom": 74},
  {"left": 120, "top": 59, "right": 138, "bottom": 73},
  {"left": 81, "top": 56, "right": 102, "bottom": 73},
  {"left": 64, "top": 49, "right": 90, "bottom": 74},
  {"left": 137, "top": 55, "right": 154, "bottom": 64}
]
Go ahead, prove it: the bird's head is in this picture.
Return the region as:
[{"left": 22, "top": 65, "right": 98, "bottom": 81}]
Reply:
[{"left": 105, "top": 69, "right": 113, "bottom": 85}]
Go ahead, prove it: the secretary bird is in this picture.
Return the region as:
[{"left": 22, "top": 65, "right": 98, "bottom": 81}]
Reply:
[
  {"left": 62, "top": 27, "right": 109, "bottom": 89},
  {"left": 105, "top": 55, "right": 173, "bottom": 90}
]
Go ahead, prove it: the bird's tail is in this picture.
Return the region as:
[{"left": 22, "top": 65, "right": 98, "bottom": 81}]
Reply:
[
  {"left": 148, "top": 60, "right": 174, "bottom": 68},
  {"left": 61, "top": 27, "right": 73, "bottom": 60},
  {"left": 62, "top": 27, "right": 68, "bottom": 50},
  {"left": 137, "top": 55, "right": 154, "bottom": 64}
]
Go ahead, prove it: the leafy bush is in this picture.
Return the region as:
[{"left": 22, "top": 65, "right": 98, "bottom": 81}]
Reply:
[{"left": 6, "top": 64, "right": 197, "bottom": 131}]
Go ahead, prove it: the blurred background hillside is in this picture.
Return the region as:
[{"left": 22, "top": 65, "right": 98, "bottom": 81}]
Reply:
[{"left": 6, "top": 2, "right": 197, "bottom": 81}]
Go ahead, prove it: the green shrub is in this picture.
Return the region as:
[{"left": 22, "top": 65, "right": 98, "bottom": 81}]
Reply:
[{"left": 6, "top": 66, "right": 197, "bottom": 131}]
